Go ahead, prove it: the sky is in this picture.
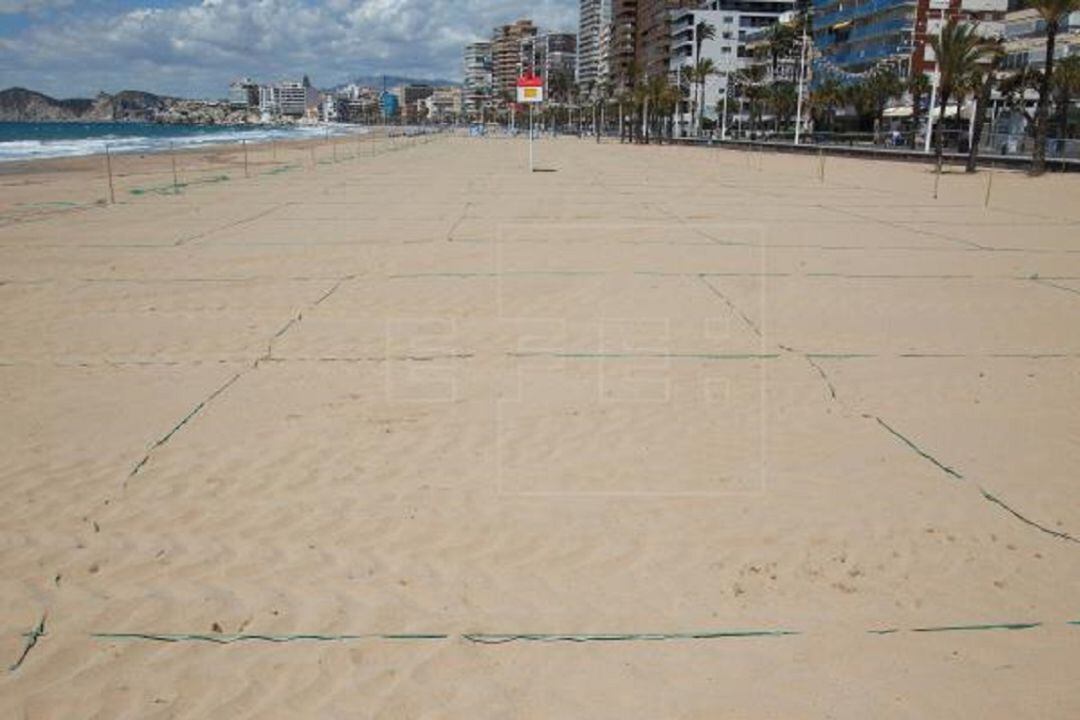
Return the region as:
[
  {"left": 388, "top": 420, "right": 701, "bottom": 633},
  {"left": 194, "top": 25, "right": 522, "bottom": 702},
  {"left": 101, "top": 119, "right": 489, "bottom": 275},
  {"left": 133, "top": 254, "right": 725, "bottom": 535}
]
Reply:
[{"left": 0, "top": 0, "right": 578, "bottom": 99}]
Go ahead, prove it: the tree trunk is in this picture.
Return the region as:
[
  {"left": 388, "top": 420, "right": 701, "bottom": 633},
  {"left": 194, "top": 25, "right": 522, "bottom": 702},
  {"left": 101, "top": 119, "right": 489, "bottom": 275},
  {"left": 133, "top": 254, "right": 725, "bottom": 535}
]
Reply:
[
  {"left": 1032, "top": 22, "right": 1058, "bottom": 174},
  {"left": 967, "top": 65, "right": 997, "bottom": 173},
  {"left": 911, "top": 87, "right": 923, "bottom": 149},
  {"left": 935, "top": 87, "right": 952, "bottom": 163}
]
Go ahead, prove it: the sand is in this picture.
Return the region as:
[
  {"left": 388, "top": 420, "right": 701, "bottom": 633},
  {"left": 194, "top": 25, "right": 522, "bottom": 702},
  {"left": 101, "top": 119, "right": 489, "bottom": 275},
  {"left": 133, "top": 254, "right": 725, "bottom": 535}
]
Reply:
[{"left": 1, "top": 134, "right": 1079, "bottom": 718}]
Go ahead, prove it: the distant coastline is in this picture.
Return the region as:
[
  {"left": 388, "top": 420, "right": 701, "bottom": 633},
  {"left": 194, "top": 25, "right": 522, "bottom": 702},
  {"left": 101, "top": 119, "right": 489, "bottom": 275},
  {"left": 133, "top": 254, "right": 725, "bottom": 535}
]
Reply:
[{"left": 0, "top": 87, "right": 272, "bottom": 126}]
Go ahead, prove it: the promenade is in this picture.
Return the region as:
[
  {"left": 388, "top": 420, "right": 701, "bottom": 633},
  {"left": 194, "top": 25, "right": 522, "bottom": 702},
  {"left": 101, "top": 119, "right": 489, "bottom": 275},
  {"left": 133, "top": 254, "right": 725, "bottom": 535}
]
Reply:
[{"left": 2, "top": 135, "right": 1079, "bottom": 718}]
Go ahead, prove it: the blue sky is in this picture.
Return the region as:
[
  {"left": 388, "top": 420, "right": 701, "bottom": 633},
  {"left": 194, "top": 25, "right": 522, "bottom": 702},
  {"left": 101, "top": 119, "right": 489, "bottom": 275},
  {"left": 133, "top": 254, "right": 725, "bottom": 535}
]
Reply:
[{"left": 0, "top": 0, "right": 578, "bottom": 99}]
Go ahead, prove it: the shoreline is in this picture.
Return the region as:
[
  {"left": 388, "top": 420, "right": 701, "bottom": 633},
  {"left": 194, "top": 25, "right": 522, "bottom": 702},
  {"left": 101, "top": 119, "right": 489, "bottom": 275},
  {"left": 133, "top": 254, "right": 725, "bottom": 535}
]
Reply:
[
  {"left": 0, "top": 127, "right": 431, "bottom": 223},
  {"left": 0, "top": 121, "right": 378, "bottom": 165}
]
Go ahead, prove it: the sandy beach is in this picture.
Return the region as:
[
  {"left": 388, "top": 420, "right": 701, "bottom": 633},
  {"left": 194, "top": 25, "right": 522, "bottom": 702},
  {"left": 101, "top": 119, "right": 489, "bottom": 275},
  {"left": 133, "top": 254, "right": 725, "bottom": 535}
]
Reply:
[{"left": 2, "top": 135, "right": 1079, "bottom": 718}]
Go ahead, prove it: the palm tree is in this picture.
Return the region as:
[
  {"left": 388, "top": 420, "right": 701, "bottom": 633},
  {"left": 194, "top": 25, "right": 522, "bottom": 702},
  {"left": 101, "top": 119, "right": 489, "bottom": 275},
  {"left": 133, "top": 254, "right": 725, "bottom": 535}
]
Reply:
[
  {"left": 651, "top": 75, "right": 681, "bottom": 141},
  {"left": 966, "top": 40, "right": 1004, "bottom": 172},
  {"left": 696, "top": 20, "right": 717, "bottom": 60},
  {"left": 735, "top": 64, "right": 768, "bottom": 136},
  {"left": 860, "top": 66, "right": 904, "bottom": 143},
  {"left": 695, "top": 57, "right": 718, "bottom": 135},
  {"left": 908, "top": 72, "right": 931, "bottom": 148},
  {"left": 928, "top": 19, "right": 997, "bottom": 162},
  {"left": 681, "top": 63, "right": 698, "bottom": 135},
  {"left": 1000, "top": 66, "right": 1042, "bottom": 151},
  {"left": 765, "top": 22, "right": 799, "bottom": 80},
  {"left": 811, "top": 77, "right": 846, "bottom": 133},
  {"left": 768, "top": 82, "right": 797, "bottom": 134},
  {"left": 1027, "top": 0, "right": 1080, "bottom": 173}
]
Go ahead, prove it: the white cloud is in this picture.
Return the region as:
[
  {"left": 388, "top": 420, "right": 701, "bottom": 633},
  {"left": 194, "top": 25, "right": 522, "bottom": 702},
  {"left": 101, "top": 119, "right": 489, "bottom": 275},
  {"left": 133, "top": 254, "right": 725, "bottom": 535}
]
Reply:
[
  {"left": 0, "top": 0, "right": 75, "bottom": 13},
  {"left": 0, "top": 0, "right": 578, "bottom": 97}
]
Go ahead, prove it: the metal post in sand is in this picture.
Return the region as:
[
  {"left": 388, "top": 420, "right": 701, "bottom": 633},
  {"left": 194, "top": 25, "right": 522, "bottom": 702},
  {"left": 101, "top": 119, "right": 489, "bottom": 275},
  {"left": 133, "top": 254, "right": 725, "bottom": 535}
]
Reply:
[
  {"left": 104, "top": 143, "right": 116, "bottom": 204},
  {"left": 170, "top": 141, "right": 179, "bottom": 194}
]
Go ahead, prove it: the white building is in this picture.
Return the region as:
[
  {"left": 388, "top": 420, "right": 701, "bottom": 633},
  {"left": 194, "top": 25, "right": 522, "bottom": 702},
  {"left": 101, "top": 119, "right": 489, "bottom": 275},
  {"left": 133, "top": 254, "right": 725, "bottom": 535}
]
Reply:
[
  {"left": 1003, "top": 8, "right": 1080, "bottom": 72},
  {"left": 278, "top": 79, "right": 319, "bottom": 118},
  {"left": 670, "top": 0, "right": 795, "bottom": 136},
  {"left": 258, "top": 85, "right": 280, "bottom": 117},
  {"left": 228, "top": 77, "right": 259, "bottom": 108},
  {"left": 424, "top": 87, "right": 464, "bottom": 122},
  {"left": 577, "top": 0, "right": 613, "bottom": 93}
]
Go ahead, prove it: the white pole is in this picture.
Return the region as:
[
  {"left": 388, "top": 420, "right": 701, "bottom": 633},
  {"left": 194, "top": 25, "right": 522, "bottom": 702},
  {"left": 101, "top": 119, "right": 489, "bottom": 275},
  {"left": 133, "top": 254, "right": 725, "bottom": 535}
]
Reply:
[
  {"left": 642, "top": 94, "right": 648, "bottom": 141},
  {"left": 794, "top": 20, "right": 808, "bottom": 145},
  {"left": 924, "top": 71, "right": 939, "bottom": 154},
  {"left": 529, "top": 103, "right": 534, "bottom": 172},
  {"left": 721, "top": 78, "right": 729, "bottom": 141}
]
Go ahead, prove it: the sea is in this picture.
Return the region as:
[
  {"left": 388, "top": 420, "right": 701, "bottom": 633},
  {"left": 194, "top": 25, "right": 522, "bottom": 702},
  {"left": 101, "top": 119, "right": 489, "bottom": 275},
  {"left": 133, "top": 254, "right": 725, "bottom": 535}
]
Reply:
[{"left": 0, "top": 122, "right": 364, "bottom": 162}]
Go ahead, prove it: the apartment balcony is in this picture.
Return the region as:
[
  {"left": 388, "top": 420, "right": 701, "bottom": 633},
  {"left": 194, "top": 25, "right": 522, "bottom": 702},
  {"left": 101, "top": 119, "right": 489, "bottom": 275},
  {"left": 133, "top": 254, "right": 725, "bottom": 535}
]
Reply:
[{"left": 817, "top": 39, "right": 912, "bottom": 69}]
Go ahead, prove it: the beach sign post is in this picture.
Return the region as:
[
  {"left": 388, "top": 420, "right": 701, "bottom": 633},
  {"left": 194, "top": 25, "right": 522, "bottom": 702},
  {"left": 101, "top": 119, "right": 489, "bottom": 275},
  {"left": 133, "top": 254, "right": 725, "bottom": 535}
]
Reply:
[{"left": 516, "top": 74, "right": 544, "bottom": 173}]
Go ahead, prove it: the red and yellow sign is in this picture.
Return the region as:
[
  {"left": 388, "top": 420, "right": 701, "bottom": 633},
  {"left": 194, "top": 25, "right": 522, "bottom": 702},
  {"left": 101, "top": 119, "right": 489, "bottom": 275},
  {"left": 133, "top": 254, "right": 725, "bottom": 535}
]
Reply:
[{"left": 516, "top": 74, "right": 544, "bottom": 104}]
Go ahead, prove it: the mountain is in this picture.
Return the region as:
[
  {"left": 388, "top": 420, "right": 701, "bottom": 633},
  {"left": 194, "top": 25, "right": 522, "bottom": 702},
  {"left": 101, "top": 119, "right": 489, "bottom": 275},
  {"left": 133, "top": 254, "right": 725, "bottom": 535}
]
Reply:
[
  {"left": 0, "top": 87, "right": 178, "bottom": 122},
  {"left": 0, "top": 87, "right": 263, "bottom": 125}
]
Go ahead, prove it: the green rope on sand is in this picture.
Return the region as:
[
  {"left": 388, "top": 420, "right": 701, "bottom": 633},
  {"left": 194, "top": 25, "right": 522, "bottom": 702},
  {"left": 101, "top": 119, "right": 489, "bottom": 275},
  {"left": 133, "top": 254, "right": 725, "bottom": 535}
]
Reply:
[
  {"left": 17, "top": 201, "right": 80, "bottom": 209},
  {"left": 92, "top": 632, "right": 447, "bottom": 644},
  {"left": 129, "top": 174, "right": 230, "bottom": 196},
  {"left": 910, "top": 623, "right": 1041, "bottom": 633},
  {"left": 461, "top": 630, "right": 799, "bottom": 644},
  {"left": 87, "top": 622, "right": 1071, "bottom": 648},
  {"left": 9, "top": 615, "right": 46, "bottom": 672},
  {"left": 508, "top": 351, "right": 779, "bottom": 361}
]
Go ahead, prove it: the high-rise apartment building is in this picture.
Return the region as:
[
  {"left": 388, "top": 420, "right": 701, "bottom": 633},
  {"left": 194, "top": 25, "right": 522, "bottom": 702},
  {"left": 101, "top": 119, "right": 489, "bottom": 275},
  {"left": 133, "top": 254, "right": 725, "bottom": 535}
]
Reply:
[
  {"left": 521, "top": 32, "right": 579, "bottom": 85},
  {"left": 609, "top": 0, "right": 702, "bottom": 89},
  {"left": 578, "top": 0, "right": 613, "bottom": 90},
  {"left": 463, "top": 41, "right": 493, "bottom": 117},
  {"left": 492, "top": 19, "right": 538, "bottom": 100},
  {"left": 813, "top": 0, "right": 1007, "bottom": 79},
  {"left": 637, "top": 0, "right": 699, "bottom": 80},
  {"left": 610, "top": 0, "right": 640, "bottom": 90}
]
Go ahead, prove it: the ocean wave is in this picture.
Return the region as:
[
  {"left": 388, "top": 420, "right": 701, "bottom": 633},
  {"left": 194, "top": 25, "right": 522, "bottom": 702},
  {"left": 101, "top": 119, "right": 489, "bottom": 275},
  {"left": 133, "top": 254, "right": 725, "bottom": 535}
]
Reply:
[{"left": 0, "top": 124, "right": 368, "bottom": 162}]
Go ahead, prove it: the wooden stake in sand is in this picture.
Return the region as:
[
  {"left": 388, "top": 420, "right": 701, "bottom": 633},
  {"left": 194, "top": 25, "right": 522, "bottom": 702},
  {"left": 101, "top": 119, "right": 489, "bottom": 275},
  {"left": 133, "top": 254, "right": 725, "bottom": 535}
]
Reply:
[
  {"left": 818, "top": 148, "right": 826, "bottom": 183},
  {"left": 242, "top": 139, "right": 249, "bottom": 178},
  {"left": 170, "top": 142, "right": 179, "bottom": 194},
  {"left": 104, "top": 143, "right": 116, "bottom": 205},
  {"left": 933, "top": 155, "right": 942, "bottom": 200},
  {"left": 984, "top": 169, "right": 994, "bottom": 208}
]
